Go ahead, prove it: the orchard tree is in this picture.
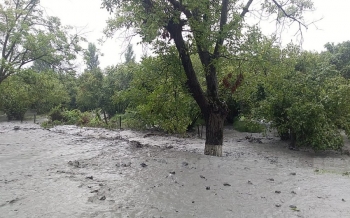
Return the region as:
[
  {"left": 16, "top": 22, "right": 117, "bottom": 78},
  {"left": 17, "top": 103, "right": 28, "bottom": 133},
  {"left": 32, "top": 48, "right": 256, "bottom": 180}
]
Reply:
[
  {"left": 0, "top": 0, "right": 83, "bottom": 83},
  {"left": 0, "top": 70, "right": 69, "bottom": 120},
  {"left": 102, "top": 0, "right": 313, "bottom": 156},
  {"left": 120, "top": 49, "right": 199, "bottom": 133}
]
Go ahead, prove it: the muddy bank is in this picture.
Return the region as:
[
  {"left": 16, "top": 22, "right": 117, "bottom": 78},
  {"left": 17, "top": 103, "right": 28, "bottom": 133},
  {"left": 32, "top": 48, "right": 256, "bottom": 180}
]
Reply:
[{"left": 0, "top": 122, "right": 350, "bottom": 218}]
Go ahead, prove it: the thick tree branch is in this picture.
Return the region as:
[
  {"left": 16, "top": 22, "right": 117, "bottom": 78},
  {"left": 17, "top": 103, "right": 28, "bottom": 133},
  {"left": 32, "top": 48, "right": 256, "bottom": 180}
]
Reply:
[
  {"left": 167, "top": 0, "right": 192, "bottom": 19},
  {"left": 241, "top": 0, "right": 254, "bottom": 18},
  {"left": 166, "top": 19, "right": 208, "bottom": 112},
  {"left": 271, "top": 0, "right": 308, "bottom": 29},
  {"left": 214, "top": 0, "right": 229, "bottom": 58}
]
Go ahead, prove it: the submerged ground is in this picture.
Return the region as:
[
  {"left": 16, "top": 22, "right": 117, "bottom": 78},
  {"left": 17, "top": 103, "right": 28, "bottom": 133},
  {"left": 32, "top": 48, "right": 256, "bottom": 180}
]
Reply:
[{"left": 0, "top": 119, "right": 350, "bottom": 218}]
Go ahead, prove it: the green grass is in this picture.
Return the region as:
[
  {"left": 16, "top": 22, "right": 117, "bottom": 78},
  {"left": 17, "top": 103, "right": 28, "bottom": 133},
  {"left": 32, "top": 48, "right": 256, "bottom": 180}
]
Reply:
[{"left": 233, "top": 120, "right": 264, "bottom": 133}]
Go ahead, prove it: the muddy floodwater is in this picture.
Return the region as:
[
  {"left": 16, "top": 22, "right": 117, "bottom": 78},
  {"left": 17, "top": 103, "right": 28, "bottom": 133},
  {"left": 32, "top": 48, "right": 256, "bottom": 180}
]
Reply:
[{"left": 0, "top": 121, "right": 350, "bottom": 218}]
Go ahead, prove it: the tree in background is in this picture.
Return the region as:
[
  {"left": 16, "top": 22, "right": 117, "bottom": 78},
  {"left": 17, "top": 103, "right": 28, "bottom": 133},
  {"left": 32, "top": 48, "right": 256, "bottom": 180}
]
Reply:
[
  {"left": 0, "top": 0, "right": 83, "bottom": 84},
  {"left": 0, "top": 70, "right": 69, "bottom": 120},
  {"left": 102, "top": 0, "right": 313, "bottom": 156},
  {"left": 0, "top": 75, "right": 31, "bottom": 120},
  {"left": 102, "top": 64, "right": 134, "bottom": 116},
  {"left": 76, "top": 69, "right": 103, "bottom": 112},
  {"left": 83, "top": 43, "right": 101, "bottom": 71},
  {"left": 124, "top": 44, "right": 135, "bottom": 64},
  {"left": 324, "top": 41, "right": 350, "bottom": 79},
  {"left": 76, "top": 42, "right": 103, "bottom": 111}
]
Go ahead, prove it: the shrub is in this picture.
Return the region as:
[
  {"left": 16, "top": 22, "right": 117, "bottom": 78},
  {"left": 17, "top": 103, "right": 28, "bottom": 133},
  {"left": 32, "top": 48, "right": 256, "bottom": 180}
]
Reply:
[
  {"left": 233, "top": 118, "right": 264, "bottom": 133},
  {"left": 0, "top": 77, "right": 32, "bottom": 121},
  {"left": 77, "top": 111, "right": 92, "bottom": 126},
  {"left": 63, "top": 109, "right": 82, "bottom": 125},
  {"left": 48, "top": 105, "right": 66, "bottom": 122}
]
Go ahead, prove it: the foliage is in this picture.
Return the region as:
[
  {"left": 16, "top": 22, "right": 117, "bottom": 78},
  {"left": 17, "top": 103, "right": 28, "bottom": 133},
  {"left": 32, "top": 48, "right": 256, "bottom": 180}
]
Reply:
[
  {"left": 48, "top": 105, "right": 67, "bottom": 123},
  {"left": 324, "top": 41, "right": 350, "bottom": 79},
  {"left": 233, "top": 118, "right": 264, "bottom": 133},
  {"left": 0, "top": 70, "right": 69, "bottom": 120},
  {"left": 83, "top": 43, "right": 101, "bottom": 71},
  {"left": 20, "top": 70, "right": 70, "bottom": 114},
  {"left": 120, "top": 51, "right": 200, "bottom": 133},
  {"left": 0, "top": 0, "right": 84, "bottom": 83},
  {"left": 236, "top": 45, "right": 350, "bottom": 151},
  {"left": 56, "top": 72, "right": 78, "bottom": 109},
  {"left": 47, "top": 106, "right": 105, "bottom": 127},
  {"left": 76, "top": 69, "right": 103, "bottom": 111},
  {"left": 124, "top": 44, "right": 135, "bottom": 64},
  {"left": 102, "top": 63, "right": 135, "bottom": 116},
  {"left": 0, "top": 75, "right": 31, "bottom": 120}
]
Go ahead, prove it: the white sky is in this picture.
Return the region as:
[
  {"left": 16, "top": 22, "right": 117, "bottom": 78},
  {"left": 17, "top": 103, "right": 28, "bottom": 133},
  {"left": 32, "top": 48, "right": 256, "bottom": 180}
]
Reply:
[{"left": 40, "top": 0, "right": 350, "bottom": 70}]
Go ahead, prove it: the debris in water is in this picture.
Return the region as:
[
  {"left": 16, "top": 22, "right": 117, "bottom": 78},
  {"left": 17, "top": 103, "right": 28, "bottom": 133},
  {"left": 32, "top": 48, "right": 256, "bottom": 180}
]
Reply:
[
  {"left": 275, "top": 191, "right": 281, "bottom": 194},
  {"left": 245, "top": 135, "right": 263, "bottom": 143},
  {"left": 140, "top": 163, "right": 147, "bottom": 167},
  {"left": 248, "top": 180, "right": 253, "bottom": 185},
  {"left": 13, "top": 126, "right": 20, "bottom": 130},
  {"left": 86, "top": 176, "right": 93, "bottom": 180},
  {"left": 206, "top": 186, "right": 210, "bottom": 190},
  {"left": 290, "top": 172, "right": 296, "bottom": 176},
  {"left": 121, "top": 162, "right": 131, "bottom": 167},
  {"left": 182, "top": 162, "right": 188, "bottom": 166},
  {"left": 131, "top": 141, "right": 143, "bottom": 148},
  {"left": 8, "top": 198, "right": 19, "bottom": 204},
  {"left": 99, "top": 196, "right": 106, "bottom": 200},
  {"left": 275, "top": 204, "right": 281, "bottom": 207},
  {"left": 68, "top": 160, "right": 80, "bottom": 167},
  {"left": 289, "top": 205, "right": 299, "bottom": 211}
]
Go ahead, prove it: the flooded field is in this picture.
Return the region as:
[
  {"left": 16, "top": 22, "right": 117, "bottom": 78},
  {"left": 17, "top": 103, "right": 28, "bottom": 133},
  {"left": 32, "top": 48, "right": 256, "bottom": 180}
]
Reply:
[{"left": 0, "top": 120, "right": 350, "bottom": 218}]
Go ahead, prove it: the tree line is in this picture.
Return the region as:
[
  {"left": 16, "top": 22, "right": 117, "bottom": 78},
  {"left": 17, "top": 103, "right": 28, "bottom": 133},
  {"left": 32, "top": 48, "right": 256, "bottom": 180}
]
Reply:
[{"left": 1, "top": 0, "right": 350, "bottom": 156}]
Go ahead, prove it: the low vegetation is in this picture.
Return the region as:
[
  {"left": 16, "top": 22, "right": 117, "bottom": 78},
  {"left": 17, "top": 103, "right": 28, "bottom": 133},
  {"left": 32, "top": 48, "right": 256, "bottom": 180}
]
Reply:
[{"left": 1, "top": 0, "right": 350, "bottom": 153}]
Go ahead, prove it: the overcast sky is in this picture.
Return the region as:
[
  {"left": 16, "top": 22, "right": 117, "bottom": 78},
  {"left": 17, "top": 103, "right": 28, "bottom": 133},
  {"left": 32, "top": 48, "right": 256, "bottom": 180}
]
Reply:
[{"left": 40, "top": 0, "right": 350, "bottom": 70}]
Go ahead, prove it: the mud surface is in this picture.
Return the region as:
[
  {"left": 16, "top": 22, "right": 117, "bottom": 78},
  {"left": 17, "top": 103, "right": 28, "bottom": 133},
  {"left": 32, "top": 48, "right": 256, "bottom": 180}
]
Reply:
[{"left": 1, "top": 121, "right": 350, "bottom": 218}]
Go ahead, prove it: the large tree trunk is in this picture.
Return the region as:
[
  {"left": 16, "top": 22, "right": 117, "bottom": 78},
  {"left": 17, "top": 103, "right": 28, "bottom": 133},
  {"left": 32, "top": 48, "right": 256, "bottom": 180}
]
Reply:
[
  {"left": 166, "top": 12, "right": 230, "bottom": 157},
  {"left": 204, "top": 105, "right": 227, "bottom": 156}
]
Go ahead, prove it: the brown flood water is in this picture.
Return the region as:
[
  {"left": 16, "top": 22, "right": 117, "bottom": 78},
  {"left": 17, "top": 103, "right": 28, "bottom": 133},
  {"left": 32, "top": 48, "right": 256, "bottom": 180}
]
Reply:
[{"left": 0, "top": 121, "right": 350, "bottom": 218}]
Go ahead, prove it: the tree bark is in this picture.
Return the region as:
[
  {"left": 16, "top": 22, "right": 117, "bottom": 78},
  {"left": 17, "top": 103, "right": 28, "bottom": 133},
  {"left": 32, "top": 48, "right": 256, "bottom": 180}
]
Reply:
[
  {"left": 204, "top": 105, "right": 227, "bottom": 156},
  {"left": 166, "top": 14, "right": 229, "bottom": 156},
  {"left": 289, "top": 128, "right": 297, "bottom": 150}
]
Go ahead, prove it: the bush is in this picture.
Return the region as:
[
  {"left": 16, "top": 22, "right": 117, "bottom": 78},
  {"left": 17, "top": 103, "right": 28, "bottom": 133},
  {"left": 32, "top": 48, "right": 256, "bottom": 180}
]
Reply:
[
  {"left": 47, "top": 107, "right": 108, "bottom": 128},
  {"left": 0, "top": 77, "right": 32, "bottom": 121},
  {"left": 63, "top": 109, "right": 82, "bottom": 125},
  {"left": 254, "top": 52, "right": 350, "bottom": 151},
  {"left": 233, "top": 117, "right": 264, "bottom": 133},
  {"left": 48, "top": 105, "right": 67, "bottom": 122},
  {"left": 287, "top": 102, "right": 344, "bottom": 151}
]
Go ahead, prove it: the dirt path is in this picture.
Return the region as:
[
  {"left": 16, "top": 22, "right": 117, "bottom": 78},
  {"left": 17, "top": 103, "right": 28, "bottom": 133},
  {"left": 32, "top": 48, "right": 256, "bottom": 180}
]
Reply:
[{"left": 0, "top": 122, "right": 350, "bottom": 218}]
